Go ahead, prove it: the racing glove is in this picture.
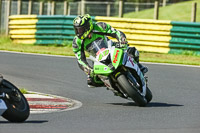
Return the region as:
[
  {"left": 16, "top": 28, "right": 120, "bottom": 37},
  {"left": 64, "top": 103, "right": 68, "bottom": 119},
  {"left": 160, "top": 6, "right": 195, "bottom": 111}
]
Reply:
[{"left": 116, "top": 37, "right": 128, "bottom": 48}]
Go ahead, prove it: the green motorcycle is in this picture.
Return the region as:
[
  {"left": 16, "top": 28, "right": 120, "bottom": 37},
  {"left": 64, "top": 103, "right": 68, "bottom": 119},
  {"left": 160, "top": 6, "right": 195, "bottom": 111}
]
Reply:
[{"left": 88, "top": 38, "right": 152, "bottom": 106}]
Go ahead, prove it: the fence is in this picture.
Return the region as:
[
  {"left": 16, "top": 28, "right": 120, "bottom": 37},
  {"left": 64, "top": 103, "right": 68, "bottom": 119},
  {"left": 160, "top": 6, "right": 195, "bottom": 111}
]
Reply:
[
  {"left": 9, "top": 15, "right": 200, "bottom": 55},
  {"left": 1, "top": 0, "right": 194, "bottom": 34}
]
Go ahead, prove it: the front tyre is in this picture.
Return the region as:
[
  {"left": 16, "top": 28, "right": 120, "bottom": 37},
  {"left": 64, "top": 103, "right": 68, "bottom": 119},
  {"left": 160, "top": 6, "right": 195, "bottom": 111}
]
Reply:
[
  {"left": 145, "top": 87, "right": 152, "bottom": 103},
  {"left": 2, "top": 79, "right": 30, "bottom": 122},
  {"left": 117, "top": 74, "right": 147, "bottom": 107}
]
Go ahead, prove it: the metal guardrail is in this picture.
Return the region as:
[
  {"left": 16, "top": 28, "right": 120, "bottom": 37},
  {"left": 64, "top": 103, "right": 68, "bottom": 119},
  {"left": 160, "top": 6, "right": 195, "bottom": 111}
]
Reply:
[
  {"left": 95, "top": 17, "right": 200, "bottom": 54},
  {"left": 9, "top": 15, "right": 200, "bottom": 55},
  {"left": 9, "top": 15, "right": 76, "bottom": 45}
]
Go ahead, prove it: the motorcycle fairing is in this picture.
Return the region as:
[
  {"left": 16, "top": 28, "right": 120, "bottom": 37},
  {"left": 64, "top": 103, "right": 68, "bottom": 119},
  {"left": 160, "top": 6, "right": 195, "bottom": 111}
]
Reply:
[
  {"left": 0, "top": 99, "right": 7, "bottom": 116},
  {"left": 111, "top": 48, "right": 123, "bottom": 69},
  {"left": 94, "top": 62, "right": 112, "bottom": 75},
  {"left": 94, "top": 47, "right": 123, "bottom": 75},
  {"left": 122, "top": 52, "right": 147, "bottom": 96}
]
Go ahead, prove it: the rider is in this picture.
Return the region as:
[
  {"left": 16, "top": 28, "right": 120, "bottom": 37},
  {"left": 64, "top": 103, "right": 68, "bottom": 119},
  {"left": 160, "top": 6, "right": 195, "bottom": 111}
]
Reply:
[{"left": 72, "top": 14, "right": 148, "bottom": 87}]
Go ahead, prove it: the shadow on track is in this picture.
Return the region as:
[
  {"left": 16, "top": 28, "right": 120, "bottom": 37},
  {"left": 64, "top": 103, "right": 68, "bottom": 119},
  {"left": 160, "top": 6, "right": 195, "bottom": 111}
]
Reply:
[
  {"left": 107, "top": 102, "right": 183, "bottom": 107},
  {"left": 0, "top": 120, "right": 48, "bottom": 124},
  {"left": 147, "top": 102, "right": 184, "bottom": 107}
]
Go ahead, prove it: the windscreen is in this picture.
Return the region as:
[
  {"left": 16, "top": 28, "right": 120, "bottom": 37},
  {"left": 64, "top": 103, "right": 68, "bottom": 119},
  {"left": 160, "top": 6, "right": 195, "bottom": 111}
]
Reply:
[{"left": 87, "top": 38, "right": 108, "bottom": 58}]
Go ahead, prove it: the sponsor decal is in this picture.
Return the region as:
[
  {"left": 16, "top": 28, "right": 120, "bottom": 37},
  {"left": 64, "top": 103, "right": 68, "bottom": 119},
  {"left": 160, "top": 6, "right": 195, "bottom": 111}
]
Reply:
[
  {"left": 96, "top": 48, "right": 106, "bottom": 56},
  {"left": 95, "top": 67, "right": 104, "bottom": 71},
  {"left": 104, "top": 67, "right": 108, "bottom": 71},
  {"left": 95, "top": 67, "right": 99, "bottom": 70},
  {"left": 113, "top": 50, "right": 119, "bottom": 63},
  {"left": 97, "top": 49, "right": 109, "bottom": 61},
  {"left": 129, "top": 57, "right": 135, "bottom": 66}
]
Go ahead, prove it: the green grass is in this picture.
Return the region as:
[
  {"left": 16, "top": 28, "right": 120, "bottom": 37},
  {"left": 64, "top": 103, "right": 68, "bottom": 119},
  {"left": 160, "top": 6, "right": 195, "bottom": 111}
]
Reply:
[
  {"left": 140, "top": 52, "right": 200, "bottom": 66},
  {"left": 124, "top": 0, "right": 200, "bottom": 22},
  {"left": 19, "top": 88, "right": 29, "bottom": 94},
  {"left": 0, "top": 36, "right": 199, "bottom": 66},
  {"left": 0, "top": 36, "right": 74, "bottom": 56}
]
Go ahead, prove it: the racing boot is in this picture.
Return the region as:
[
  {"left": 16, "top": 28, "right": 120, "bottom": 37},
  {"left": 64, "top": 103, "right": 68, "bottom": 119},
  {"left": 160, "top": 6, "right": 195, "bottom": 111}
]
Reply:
[
  {"left": 127, "top": 47, "right": 148, "bottom": 75},
  {"left": 138, "top": 63, "right": 148, "bottom": 75},
  {"left": 87, "top": 75, "right": 105, "bottom": 88}
]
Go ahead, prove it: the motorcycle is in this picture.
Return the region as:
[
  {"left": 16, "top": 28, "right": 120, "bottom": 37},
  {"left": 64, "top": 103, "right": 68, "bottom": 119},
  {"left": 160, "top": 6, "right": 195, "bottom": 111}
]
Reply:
[
  {"left": 0, "top": 74, "right": 29, "bottom": 122},
  {"left": 88, "top": 37, "right": 152, "bottom": 106}
]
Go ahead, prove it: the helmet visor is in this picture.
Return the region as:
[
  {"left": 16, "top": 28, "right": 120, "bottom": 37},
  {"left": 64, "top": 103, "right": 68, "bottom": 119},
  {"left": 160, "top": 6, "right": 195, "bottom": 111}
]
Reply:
[{"left": 74, "top": 26, "right": 85, "bottom": 38}]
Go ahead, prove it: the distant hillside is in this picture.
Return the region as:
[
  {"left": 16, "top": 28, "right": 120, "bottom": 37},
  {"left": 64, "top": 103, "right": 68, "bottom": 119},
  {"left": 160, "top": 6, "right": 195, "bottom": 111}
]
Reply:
[{"left": 124, "top": 0, "right": 200, "bottom": 22}]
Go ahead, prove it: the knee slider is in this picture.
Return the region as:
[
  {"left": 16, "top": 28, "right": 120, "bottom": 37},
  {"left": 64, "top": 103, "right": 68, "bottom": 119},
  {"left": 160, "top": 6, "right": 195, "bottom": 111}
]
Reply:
[{"left": 127, "top": 47, "right": 139, "bottom": 62}]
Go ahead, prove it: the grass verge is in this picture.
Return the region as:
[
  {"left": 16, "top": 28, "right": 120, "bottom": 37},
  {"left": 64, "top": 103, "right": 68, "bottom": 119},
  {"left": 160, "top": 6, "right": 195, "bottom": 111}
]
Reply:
[
  {"left": 124, "top": 0, "right": 200, "bottom": 22},
  {"left": 0, "top": 36, "right": 200, "bottom": 66},
  {"left": 19, "top": 88, "right": 29, "bottom": 94}
]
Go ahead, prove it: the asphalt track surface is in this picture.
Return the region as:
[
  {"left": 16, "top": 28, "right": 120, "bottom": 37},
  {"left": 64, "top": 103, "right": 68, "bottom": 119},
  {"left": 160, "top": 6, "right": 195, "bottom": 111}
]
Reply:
[{"left": 0, "top": 51, "right": 200, "bottom": 133}]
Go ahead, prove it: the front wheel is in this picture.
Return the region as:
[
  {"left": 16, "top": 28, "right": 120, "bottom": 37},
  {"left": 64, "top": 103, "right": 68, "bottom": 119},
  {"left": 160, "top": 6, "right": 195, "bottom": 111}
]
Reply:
[
  {"left": 117, "top": 74, "right": 147, "bottom": 107},
  {"left": 145, "top": 87, "right": 152, "bottom": 103},
  {"left": 1, "top": 79, "right": 30, "bottom": 122}
]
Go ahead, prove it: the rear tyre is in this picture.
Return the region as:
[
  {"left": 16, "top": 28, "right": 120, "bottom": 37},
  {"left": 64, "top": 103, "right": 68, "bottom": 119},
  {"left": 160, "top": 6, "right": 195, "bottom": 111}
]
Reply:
[
  {"left": 117, "top": 74, "right": 147, "bottom": 107},
  {"left": 2, "top": 79, "right": 30, "bottom": 122}
]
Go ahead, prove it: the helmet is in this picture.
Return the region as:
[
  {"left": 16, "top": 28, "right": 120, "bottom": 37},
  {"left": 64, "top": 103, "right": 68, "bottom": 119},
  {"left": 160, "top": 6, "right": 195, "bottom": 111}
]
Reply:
[{"left": 73, "top": 14, "right": 93, "bottom": 40}]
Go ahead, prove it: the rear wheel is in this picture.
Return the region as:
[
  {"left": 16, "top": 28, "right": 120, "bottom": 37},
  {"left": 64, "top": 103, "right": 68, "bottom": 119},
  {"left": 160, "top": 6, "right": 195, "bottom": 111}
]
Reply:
[
  {"left": 117, "top": 74, "right": 147, "bottom": 107},
  {"left": 1, "top": 79, "right": 30, "bottom": 122}
]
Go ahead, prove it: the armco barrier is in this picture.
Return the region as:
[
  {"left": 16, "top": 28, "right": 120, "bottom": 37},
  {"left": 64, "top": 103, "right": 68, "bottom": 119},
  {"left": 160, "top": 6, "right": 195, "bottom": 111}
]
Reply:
[
  {"left": 9, "top": 15, "right": 77, "bottom": 45},
  {"left": 9, "top": 15, "right": 200, "bottom": 55},
  {"left": 95, "top": 16, "right": 200, "bottom": 55}
]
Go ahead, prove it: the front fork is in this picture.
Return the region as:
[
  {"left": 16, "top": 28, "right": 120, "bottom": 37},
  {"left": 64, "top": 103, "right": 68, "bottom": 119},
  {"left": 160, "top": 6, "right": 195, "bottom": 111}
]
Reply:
[{"left": 115, "top": 66, "right": 147, "bottom": 97}]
